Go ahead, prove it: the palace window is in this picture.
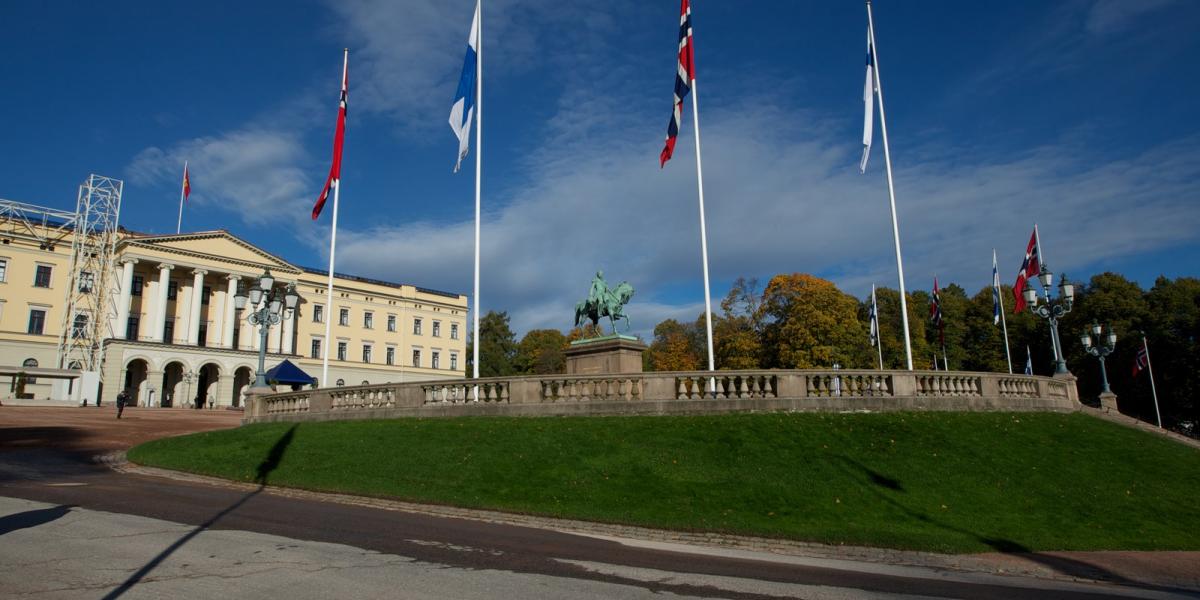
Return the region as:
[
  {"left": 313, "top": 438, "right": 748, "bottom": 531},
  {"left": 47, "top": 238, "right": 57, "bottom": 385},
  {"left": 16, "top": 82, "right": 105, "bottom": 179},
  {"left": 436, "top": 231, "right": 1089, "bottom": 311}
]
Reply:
[
  {"left": 126, "top": 316, "right": 139, "bottom": 340},
  {"left": 387, "top": 315, "right": 396, "bottom": 332},
  {"left": 337, "top": 341, "right": 347, "bottom": 361},
  {"left": 72, "top": 313, "right": 89, "bottom": 339},
  {"left": 27, "top": 309, "right": 46, "bottom": 335},
  {"left": 34, "top": 265, "right": 52, "bottom": 288},
  {"left": 0, "top": 258, "right": 7, "bottom": 282},
  {"left": 131, "top": 275, "right": 144, "bottom": 296},
  {"left": 364, "top": 312, "right": 373, "bottom": 329},
  {"left": 313, "top": 304, "right": 324, "bottom": 323},
  {"left": 432, "top": 351, "right": 440, "bottom": 369},
  {"left": 413, "top": 318, "right": 422, "bottom": 335},
  {"left": 167, "top": 280, "right": 178, "bottom": 301},
  {"left": 201, "top": 285, "right": 212, "bottom": 305},
  {"left": 432, "top": 321, "right": 441, "bottom": 338},
  {"left": 311, "top": 338, "right": 322, "bottom": 359},
  {"left": 451, "top": 323, "right": 459, "bottom": 340},
  {"left": 79, "top": 271, "right": 95, "bottom": 293},
  {"left": 362, "top": 344, "right": 372, "bottom": 363},
  {"left": 163, "top": 319, "right": 175, "bottom": 343},
  {"left": 450, "top": 353, "right": 458, "bottom": 371},
  {"left": 412, "top": 349, "right": 421, "bottom": 367},
  {"left": 339, "top": 308, "right": 349, "bottom": 326},
  {"left": 386, "top": 347, "right": 395, "bottom": 365},
  {"left": 23, "top": 358, "right": 38, "bottom": 384}
]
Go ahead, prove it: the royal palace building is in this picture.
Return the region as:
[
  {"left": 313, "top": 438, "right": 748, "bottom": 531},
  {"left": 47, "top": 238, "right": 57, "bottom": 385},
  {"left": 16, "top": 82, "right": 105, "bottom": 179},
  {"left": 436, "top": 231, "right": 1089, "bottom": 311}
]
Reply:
[{"left": 1, "top": 192, "right": 467, "bottom": 408}]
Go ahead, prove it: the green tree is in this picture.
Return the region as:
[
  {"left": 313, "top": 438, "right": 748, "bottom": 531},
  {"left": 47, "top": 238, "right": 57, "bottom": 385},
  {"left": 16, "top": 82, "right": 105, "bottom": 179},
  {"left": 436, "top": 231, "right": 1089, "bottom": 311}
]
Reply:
[
  {"left": 869, "top": 287, "right": 932, "bottom": 370},
  {"left": 922, "top": 282, "right": 970, "bottom": 370},
  {"left": 514, "top": 329, "right": 568, "bottom": 374},
  {"left": 758, "top": 273, "right": 868, "bottom": 368},
  {"left": 466, "top": 310, "right": 517, "bottom": 377},
  {"left": 1144, "top": 276, "right": 1200, "bottom": 431}
]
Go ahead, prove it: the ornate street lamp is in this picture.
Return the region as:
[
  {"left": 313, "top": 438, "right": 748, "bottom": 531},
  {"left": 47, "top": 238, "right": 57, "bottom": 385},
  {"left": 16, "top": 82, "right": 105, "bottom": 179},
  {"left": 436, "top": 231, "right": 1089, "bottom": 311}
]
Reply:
[
  {"left": 234, "top": 269, "right": 299, "bottom": 389},
  {"left": 1023, "top": 265, "right": 1074, "bottom": 375},
  {"left": 1080, "top": 321, "right": 1117, "bottom": 395}
]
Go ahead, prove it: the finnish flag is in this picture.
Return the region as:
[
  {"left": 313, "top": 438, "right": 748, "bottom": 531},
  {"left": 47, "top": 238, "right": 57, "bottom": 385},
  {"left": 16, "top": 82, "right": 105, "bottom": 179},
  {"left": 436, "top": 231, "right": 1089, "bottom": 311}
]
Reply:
[{"left": 449, "top": 2, "right": 479, "bottom": 173}]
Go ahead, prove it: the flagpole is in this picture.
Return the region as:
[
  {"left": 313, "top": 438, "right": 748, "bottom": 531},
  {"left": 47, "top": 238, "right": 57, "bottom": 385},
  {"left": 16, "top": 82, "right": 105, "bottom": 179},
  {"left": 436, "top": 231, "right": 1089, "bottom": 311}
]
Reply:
[
  {"left": 321, "top": 49, "right": 348, "bottom": 389},
  {"left": 1143, "top": 334, "right": 1162, "bottom": 428},
  {"left": 176, "top": 160, "right": 187, "bottom": 234},
  {"left": 867, "top": 0, "right": 913, "bottom": 371},
  {"left": 995, "top": 249, "right": 1013, "bottom": 373},
  {"left": 690, "top": 64, "right": 716, "bottom": 391},
  {"left": 471, "top": 0, "right": 482, "bottom": 400},
  {"left": 873, "top": 285, "right": 883, "bottom": 370}
]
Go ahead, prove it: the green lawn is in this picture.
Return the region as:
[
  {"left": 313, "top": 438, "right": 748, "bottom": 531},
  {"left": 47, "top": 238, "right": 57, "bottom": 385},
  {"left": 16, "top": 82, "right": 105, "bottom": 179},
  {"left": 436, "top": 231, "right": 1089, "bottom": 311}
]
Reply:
[{"left": 127, "top": 412, "right": 1200, "bottom": 553}]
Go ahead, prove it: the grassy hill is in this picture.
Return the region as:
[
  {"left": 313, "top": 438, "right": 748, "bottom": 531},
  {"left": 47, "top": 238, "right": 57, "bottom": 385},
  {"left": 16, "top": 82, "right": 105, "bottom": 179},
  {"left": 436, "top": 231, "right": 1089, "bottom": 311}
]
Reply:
[{"left": 127, "top": 412, "right": 1200, "bottom": 553}]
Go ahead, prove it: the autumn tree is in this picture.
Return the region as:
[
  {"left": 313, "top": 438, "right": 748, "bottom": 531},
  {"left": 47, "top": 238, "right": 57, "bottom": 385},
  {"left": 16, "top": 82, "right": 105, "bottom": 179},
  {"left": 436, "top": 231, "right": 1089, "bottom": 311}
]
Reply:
[
  {"left": 867, "top": 286, "right": 931, "bottom": 370},
  {"left": 757, "top": 273, "right": 868, "bottom": 368},
  {"left": 714, "top": 277, "right": 762, "bottom": 369},
  {"left": 645, "top": 319, "right": 703, "bottom": 371}
]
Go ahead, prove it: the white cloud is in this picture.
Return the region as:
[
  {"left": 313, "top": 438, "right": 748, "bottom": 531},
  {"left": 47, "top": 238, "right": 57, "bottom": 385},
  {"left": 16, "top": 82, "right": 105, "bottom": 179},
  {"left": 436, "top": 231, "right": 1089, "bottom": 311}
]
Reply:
[
  {"left": 126, "top": 129, "right": 316, "bottom": 230},
  {"left": 1085, "top": 0, "right": 1180, "bottom": 35}
]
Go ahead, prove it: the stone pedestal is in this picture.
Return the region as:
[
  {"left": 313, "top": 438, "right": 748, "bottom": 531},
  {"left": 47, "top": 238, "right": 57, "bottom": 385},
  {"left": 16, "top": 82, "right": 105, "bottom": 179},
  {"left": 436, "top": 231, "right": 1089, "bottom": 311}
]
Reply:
[
  {"left": 243, "top": 385, "right": 278, "bottom": 419},
  {"left": 1098, "top": 391, "right": 1119, "bottom": 413},
  {"left": 565, "top": 335, "right": 647, "bottom": 375}
]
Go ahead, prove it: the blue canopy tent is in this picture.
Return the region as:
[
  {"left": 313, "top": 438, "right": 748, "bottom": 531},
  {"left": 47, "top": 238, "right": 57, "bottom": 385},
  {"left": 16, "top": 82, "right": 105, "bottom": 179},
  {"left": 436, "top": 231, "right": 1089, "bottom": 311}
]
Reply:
[{"left": 264, "top": 359, "right": 316, "bottom": 388}]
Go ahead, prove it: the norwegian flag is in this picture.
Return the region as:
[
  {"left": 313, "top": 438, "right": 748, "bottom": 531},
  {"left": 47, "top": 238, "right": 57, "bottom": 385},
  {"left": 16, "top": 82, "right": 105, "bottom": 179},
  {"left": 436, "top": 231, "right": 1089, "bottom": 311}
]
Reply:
[
  {"left": 660, "top": 0, "right": 695, "bottom": 168},
  {"left": 182, "top": 162, "right": 191, "bottom": 202},
  {"left": 1012, "top": 228, "right": 1040, "bottom": 312},
  {"left": 1133, "top": 345, "right": 1149, "bottom": 377},
  {"left": 930, "top": 277, "right": 944, "bottom": 346},
  {"left": 313, "top": 51, "right": 348, "bottom": 221}
]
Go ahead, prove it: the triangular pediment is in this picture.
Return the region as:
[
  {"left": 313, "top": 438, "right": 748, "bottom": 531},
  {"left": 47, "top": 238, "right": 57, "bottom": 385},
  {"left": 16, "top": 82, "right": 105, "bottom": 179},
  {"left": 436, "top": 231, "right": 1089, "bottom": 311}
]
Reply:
[{"left": 120, "top": 230, "right": 300, "bottom": 274}]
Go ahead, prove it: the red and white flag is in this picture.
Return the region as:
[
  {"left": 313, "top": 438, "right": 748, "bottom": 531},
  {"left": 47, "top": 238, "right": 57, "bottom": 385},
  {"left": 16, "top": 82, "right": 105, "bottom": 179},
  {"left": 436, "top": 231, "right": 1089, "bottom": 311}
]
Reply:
[
  {"left": 313, "top": 53, "right": 348, "bottom": 220},
  {"left": 1012, "top": 228, "right": 1040, "bottom": 313},
  {"left": 659, "top": 0, "right": 695, "bottom": 167},
  {"left": 1133, "top": 345, "right": 1149, "bottom": 377}
]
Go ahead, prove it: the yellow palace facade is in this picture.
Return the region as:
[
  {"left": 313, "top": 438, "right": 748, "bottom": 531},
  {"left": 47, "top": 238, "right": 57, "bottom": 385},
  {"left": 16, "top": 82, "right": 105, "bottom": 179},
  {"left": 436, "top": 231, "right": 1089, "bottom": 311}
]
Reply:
[{"left": 1, "top": 225, "right": 468, "bottom": 408}]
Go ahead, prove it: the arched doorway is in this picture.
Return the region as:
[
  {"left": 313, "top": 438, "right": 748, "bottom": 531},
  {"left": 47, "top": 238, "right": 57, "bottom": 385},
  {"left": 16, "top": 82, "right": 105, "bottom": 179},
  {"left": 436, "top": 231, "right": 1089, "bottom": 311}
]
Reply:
[
  {"left": 232, "top": 366, "right": 253, "bottom": 408},
  {"left": 123, "top": 359, "right": 149, "bottom": 406},
  {"left": 162, "top": 361, "right": 185, "bottom": 408},
  {"left": 197, "top": 363, "right": 221, "bottom": 409}
]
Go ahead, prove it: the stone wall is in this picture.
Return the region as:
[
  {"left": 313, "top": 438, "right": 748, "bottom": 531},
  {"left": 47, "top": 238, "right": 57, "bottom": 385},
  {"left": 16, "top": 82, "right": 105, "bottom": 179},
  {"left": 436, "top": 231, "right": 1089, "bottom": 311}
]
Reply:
[{"left": 245, "top": 369, "right": 1080, "bottom": 424}]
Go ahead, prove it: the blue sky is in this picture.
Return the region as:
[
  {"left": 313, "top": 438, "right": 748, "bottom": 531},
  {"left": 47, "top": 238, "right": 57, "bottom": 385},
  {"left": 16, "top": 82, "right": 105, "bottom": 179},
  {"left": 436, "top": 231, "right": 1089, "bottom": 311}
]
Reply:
[{"left": 2, "top": 0, "right": 1198, "bottom": 338}]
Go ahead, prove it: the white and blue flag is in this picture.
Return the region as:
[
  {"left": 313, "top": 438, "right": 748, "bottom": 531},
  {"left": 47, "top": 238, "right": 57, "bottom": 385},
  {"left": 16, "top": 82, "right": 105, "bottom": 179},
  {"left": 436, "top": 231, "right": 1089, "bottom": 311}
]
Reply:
[
  {"left": 859, "top": 36, "right": 874, "bottom": 174},
  {"left": 449, "top": 2, "right": 480, "bottom": 173},
  {"left": 992, "top": 249, "right": 1002, "bottom": 325},
  {"left": 1024, "top": 346, "right": 1033, "bottom": 375}
]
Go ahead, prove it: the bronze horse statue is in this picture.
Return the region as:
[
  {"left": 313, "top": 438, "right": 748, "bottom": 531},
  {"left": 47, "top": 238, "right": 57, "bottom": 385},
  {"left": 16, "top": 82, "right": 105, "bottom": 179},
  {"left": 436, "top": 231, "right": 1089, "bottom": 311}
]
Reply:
[{"left": 574, "top": 271, "right": 634, "bottom": 335}]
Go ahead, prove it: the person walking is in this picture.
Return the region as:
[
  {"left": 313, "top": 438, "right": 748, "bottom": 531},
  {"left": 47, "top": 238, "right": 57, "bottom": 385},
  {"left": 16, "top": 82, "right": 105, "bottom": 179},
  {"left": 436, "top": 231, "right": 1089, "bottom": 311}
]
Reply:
[{"left": 116, "top": 389, "right": 129, "bottom": 419}]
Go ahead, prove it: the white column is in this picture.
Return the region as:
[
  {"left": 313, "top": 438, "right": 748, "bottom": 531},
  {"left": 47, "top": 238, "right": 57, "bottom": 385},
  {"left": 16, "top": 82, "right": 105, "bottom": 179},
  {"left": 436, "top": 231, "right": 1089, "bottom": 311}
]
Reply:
[
  {"left": 151, "top": 264, "right": 174, "bottom": 343},
  {"left": 268, "top": 308, "right": 282, "bottom": 353},
  {"left": 282, "top": 306, "right": 296, "bottom": 354},
  {"left": 115, "top": 259, "right": 137, "bottom": 339},
  {"left": 222, "top": 275, "right": 239, "bottom": 349},
  {"left": 187, "top": 269, "right": 207, "bottom": 345}
]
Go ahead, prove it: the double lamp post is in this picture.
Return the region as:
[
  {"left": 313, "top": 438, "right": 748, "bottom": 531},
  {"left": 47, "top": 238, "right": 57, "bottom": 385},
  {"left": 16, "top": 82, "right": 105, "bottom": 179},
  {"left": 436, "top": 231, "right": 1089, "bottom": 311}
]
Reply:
[
  {"left": 1022, "top": 264, "right": 1074, "bottom": 375},
  {"left": 233, "top": 269, "right": 298, "bottom": 389}
]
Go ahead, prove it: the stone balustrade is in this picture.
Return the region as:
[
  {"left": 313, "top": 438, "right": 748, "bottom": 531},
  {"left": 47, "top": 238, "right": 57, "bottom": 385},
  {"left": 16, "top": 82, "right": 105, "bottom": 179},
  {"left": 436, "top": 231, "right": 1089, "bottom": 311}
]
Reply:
[{"left": 245, "top": 369, "right": 1080, "bottom": 424}]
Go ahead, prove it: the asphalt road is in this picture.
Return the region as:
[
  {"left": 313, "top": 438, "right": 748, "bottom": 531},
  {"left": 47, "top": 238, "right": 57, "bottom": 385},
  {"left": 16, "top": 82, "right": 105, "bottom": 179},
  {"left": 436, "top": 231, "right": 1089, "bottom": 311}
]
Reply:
[{"left": 1, "top": 408, "right": 1195, "bottom": 599}]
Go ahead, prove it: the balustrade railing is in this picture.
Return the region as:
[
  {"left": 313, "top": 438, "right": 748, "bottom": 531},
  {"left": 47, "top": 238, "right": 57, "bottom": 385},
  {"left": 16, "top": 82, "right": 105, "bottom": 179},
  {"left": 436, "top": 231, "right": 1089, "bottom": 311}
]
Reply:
[{"left": 248, "top": 369, "right": 1077, "bottom": 422}]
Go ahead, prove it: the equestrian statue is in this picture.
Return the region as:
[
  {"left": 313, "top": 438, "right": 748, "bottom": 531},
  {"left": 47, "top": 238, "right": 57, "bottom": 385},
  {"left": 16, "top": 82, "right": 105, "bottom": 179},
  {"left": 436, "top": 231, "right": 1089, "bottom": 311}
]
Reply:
[{"left": 574, "top": 270, "right": 634, "bottom": 335}]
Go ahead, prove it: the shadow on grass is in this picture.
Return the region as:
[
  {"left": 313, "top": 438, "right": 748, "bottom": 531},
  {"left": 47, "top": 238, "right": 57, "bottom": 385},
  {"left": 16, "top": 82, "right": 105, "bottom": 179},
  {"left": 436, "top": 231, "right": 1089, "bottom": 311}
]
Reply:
[
  {"left": 0, "top": 504, "right": 75, "bottom": 536},
  {"left": 102, "top": 425, "right": 297, "bottom": 600},
  {"left": 833, "top": 455, "right": 1185, "bottom": 591}
]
